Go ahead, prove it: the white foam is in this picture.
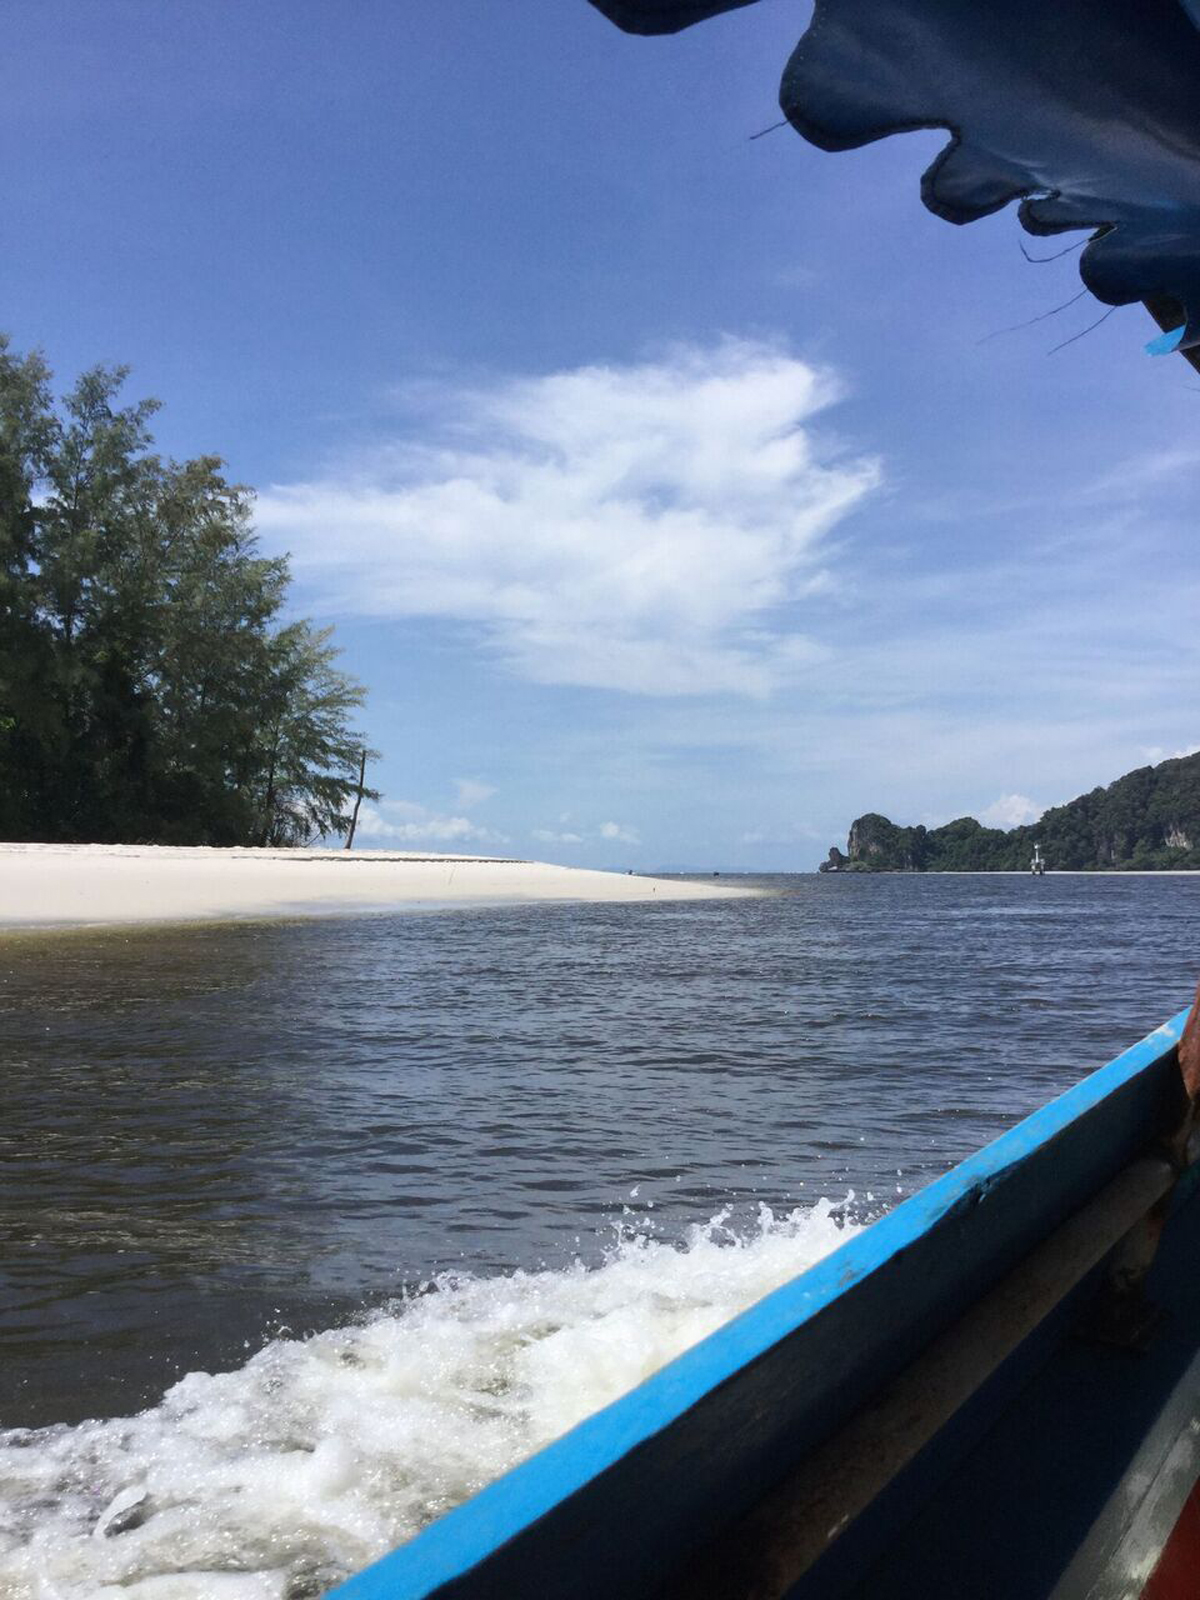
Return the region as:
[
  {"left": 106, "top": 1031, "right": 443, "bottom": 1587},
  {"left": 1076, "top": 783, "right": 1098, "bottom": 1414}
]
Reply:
[{"left": 0, "top": 1201, "right": 856, "bottom": 1600}]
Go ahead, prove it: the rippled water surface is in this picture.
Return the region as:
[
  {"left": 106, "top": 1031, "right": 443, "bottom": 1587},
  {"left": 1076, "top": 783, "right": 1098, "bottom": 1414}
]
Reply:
[{"left": 1, "top": 874, "right": 1197, "bottom": 1596}]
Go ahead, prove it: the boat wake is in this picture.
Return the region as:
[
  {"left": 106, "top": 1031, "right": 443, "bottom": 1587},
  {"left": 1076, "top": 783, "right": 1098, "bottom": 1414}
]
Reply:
[{"left": 0, "top": 1200, "right": 856, "bottom": 1600}]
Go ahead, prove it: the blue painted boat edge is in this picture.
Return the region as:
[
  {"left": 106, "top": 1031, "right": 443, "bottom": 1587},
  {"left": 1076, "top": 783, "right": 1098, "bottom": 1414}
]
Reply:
[{"left": 331, "top": 1008, "right": 1190, "bottom": 1600}]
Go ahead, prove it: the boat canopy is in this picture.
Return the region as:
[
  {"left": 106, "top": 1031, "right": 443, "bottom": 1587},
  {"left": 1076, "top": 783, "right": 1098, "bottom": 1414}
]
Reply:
[{"left": 588, "top": 0, "right": 1200, "bottom": 358}]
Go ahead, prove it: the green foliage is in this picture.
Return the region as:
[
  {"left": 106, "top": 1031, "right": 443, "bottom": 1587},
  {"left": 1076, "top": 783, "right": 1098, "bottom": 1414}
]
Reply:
[
  {"left": 823, "top": 754, "right": 1200, "bottom": 872},
  {"left": 0, "top": 336, "right": 378, "bottom": 845}
]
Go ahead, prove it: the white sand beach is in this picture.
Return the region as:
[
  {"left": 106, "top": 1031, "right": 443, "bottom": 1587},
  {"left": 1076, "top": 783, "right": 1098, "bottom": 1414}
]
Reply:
[{"left": 0, "top": 842, "right": 751, "bottom": 929}]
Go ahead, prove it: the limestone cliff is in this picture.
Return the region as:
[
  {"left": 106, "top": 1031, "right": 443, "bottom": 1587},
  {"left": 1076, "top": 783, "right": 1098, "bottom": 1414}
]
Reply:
[{"left": 820, "top": 751, "right": 1200, "bottom": 872}]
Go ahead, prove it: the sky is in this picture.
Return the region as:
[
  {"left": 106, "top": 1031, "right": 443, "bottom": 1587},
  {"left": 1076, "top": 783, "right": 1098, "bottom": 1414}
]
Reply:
[{"left": 3, "top": 0, "right": 1198, "bottom": 869}]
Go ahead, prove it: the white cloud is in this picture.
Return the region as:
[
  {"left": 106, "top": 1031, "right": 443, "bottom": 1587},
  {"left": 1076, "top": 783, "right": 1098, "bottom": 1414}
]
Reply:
[
  {"left": 354, "top": 802, "right": 508, "bottom": 847},
  {"left": 599, "top": 821, "right": 640, "bottom": 845},
  {"left": 1083, "top": 447, "right": 1200, "bottom": 502},
  {"left": 530, "top": 821, "right": 638, "bottom": 847},
  {"left": 740, "top": 822, "right": 823, "bottom": 845},
  {"left": 256, "top": 340, "right": 878, "bottom": 696},
  {"left": 1139, "top": 743, "right": 1200, "bottom": 765},
  {"left": 976, "top": 793, "right": 1043, "bottom": 829},
  {"left": 453, "top": 778, "right": 496, "bottom": 808}
]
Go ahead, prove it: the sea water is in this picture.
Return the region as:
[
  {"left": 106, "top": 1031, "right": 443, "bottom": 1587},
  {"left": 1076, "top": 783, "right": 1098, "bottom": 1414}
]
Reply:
[{"left": 2, "top": 874, "right": 1197, "bottom": 1595}]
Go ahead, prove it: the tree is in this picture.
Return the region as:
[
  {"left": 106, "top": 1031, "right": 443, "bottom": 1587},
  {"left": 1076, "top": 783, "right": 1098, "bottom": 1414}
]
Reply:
[
  {"left": 0, "top": 339, "right": 58, "bottom": 837},
  {"left": 247, "top": 622, "right": 377, "bottom": 847},
  {"left": 0, "top": 336, "right": 379, "bottom": 845}
]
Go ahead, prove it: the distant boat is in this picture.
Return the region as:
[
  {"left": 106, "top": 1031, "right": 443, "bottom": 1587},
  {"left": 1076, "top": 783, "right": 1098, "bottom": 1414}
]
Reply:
[{"left": 334, "top": 998, "right": 1200, "bottom": 1600}]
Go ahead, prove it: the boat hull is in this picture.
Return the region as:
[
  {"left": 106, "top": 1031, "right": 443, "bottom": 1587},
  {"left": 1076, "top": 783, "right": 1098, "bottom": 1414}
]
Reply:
[{"left": 332, "top": 1007, "right": 1199, "bottom": 1600}]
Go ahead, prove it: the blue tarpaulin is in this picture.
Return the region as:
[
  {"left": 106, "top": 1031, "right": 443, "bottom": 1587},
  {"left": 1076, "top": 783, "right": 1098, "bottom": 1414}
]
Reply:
[{"left": 589, "top": 0, "right": 1200, "bottom": 356}]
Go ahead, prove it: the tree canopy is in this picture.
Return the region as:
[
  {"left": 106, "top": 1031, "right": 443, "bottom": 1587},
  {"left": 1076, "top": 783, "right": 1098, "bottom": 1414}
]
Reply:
[{"left": 0, "top": 335, "right": 377, "bottom": 845}]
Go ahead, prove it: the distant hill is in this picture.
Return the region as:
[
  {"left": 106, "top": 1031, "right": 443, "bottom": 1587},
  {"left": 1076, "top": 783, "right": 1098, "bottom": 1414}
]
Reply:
[{"left": 821, "top": 752, "right": 1200, "bottom": 873}]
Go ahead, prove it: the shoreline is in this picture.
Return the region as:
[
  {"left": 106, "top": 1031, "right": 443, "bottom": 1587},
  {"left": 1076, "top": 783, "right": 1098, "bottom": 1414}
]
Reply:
[
  {"left": 0, "top": 842, "right": 753, "bottom": 931},
  {"left": 820, "top": 868, "right": 1200, "bottom": 877}
]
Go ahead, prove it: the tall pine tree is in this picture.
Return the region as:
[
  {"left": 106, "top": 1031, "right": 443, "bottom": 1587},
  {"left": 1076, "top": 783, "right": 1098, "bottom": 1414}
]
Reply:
[{"left": 0, "top": 336, "right": 378, "bottom": 845}]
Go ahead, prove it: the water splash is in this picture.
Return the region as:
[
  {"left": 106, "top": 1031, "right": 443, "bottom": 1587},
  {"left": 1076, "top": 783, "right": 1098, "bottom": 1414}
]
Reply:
[{"left": 0, "top": 1200, "right": 856, "bottom": 1600}]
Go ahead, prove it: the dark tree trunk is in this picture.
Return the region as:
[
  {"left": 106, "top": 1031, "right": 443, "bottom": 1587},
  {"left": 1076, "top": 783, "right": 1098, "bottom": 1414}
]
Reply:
[{"left": 345, "top": 748, "right": 367, "bottom": 849}]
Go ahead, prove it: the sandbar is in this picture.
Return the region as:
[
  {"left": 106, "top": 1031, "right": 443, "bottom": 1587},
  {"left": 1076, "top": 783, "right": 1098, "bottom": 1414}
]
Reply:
[{"left": 0, "top": 842, "right": 752, "bottom": 929}]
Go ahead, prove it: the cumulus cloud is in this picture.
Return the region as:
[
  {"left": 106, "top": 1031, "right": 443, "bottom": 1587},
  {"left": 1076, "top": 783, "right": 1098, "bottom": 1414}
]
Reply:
[
  {"left": 976, "top": 793, "right": 1043, "bottom": 829},
  {"left": 453, "top": 778, "right": 496, "bottom": 808},
  {"left": 1140, "top": 743, "right": 1200, "bottom": 765},
  {"left": 353, "top": 802, "right": 507, "bottom": 847},
  {"left": 256, "top": 341, "right": 878, "bottom": 696},
  {"left": 599, "top": 821, "right": 640, "bottom": 845},
  {"left": 530, "top": 821, "right": 639, "bottom": 847},
  {"left": 740, "top": 822, "right": 823, "bottom": 845}
]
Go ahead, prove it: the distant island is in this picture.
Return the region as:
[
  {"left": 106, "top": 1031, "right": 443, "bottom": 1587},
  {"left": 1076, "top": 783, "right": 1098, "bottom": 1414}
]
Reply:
[{"left": 821, "top": 752, "right": 1200, "bottom": 873}]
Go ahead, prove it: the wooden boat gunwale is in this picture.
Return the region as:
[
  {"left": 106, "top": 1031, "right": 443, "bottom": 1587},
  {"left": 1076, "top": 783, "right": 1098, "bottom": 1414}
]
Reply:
[{"left": 332, "top": 1005, "right": 1195, "bottom": 1600}]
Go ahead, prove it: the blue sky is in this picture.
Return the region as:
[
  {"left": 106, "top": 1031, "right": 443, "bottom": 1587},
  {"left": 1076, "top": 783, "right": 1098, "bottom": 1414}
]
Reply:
[{"left": 4, "top": 0, "right": 1198, "bottom": 868}]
